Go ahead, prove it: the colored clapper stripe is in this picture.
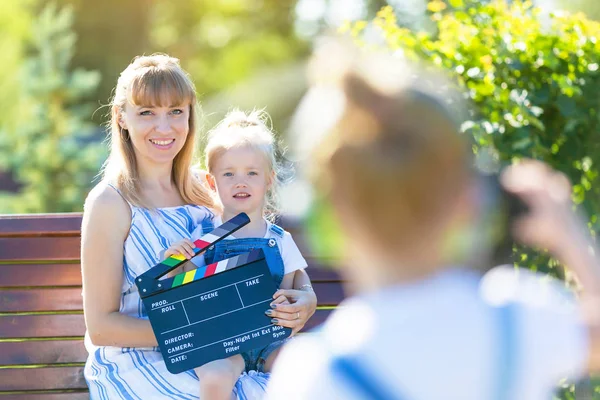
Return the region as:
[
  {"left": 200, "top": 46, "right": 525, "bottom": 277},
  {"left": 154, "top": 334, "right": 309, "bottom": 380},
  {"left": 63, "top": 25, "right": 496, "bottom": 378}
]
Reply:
[
  {"left": 162, "top": 257, "right": 181, "bottom": 267},
  {"left": 193, "top": 239, "right": 212, "bottom": 249},
  {"left": 182, "top": 270, "right": 196, "bottom": 284},
  {"left": 169, "top": 250, "right": 261, "bottom": 289},
  {"left": 172, "top": 273, "right": 185, "bottom": 287},
  {"left": 205, "top": 262, "right": 217, "bottom": 277}
]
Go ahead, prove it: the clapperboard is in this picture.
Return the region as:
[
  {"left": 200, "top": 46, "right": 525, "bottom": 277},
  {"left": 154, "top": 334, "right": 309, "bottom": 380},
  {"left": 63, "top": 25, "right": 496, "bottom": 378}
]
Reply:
[{"left": 136, "top": 213, "right": 292, "bottom": 374}]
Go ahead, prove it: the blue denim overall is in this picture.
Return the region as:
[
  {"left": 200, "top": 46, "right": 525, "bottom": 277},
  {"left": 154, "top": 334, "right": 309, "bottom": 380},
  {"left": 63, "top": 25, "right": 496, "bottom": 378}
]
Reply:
[{"left": 203, "top": 236, "right": 286, "bottom": 372}]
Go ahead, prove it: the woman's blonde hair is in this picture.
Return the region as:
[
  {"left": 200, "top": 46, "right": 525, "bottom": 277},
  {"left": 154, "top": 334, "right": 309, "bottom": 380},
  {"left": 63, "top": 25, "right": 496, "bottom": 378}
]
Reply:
[
  {"left": 204, "top": 109, "right": 287, "bottom": 222},
  {"left": 102, "top": 54, "right": 214, "bottom": 209},
  {"left": 310, "top": 41, "right": 472, "bottom": 250}
]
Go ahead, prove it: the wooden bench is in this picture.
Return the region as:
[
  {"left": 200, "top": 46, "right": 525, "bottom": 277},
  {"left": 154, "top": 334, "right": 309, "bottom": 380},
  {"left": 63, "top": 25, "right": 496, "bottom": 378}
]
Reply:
[{"left": 0, "top": 213, "right": 345, "bottom": 399}]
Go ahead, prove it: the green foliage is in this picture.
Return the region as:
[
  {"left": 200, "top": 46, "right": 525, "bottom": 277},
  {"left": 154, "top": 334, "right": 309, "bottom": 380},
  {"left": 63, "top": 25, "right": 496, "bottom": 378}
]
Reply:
[
  {"left": 147, "top": 0, "right": 311, "bottom": 139},
  {"left": 346, "top": 0, "right": 600, "bottom": 278},
  {"left": 149, "top": 0, "right": 309, "bottom": 97},
  {"left": 0, "top": 0, "right": 36, "bottom": 137},
  {"left": 0, "top": 3, "right": 103, "bottom": 213},
  {"left": 55, "top": 0, "right": 151, "bottom": 123},
  {"left": 53, "top": 0, "right": 310, "bottom": 126}
]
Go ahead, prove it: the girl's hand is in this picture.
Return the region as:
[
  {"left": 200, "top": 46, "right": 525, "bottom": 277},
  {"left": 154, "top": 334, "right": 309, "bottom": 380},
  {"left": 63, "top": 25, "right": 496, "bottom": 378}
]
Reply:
[
  {"left": 501, "top": 160, "right": 578, "bottom": 253},
  {"left": 266, "top": 289, "right": 317, "bottom": 336},
  {"left": 164, "top": 239, "right": 196, "bottom": 260}
]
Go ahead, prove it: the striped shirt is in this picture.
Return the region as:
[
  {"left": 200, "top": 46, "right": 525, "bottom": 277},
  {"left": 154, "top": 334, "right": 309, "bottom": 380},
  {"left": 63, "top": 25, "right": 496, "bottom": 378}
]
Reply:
[{"left": 84, "top": 203, "right": 269, "bottom": 399}]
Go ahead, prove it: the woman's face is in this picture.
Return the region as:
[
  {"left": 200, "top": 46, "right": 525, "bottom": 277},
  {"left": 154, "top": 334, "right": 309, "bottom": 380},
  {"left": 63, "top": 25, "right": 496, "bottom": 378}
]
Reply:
[{"left": 119, "top": 101, "right": 190, "bottom": 166}]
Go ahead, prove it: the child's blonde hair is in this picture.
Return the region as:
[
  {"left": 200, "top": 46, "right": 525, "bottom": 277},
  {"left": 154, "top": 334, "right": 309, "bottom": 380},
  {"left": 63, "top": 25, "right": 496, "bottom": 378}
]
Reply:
[
  {"left": 310, "top": 41, "right": 471, "bottom": 251},
  {"left": 204, "top": 109, "right": 288, "bottom": 222}
]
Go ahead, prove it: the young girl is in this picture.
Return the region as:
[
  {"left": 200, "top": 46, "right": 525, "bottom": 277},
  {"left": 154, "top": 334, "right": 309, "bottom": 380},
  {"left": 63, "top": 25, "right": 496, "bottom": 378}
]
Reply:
[{"left": 164, "top": 110, "right": 313, "bottom": 400}]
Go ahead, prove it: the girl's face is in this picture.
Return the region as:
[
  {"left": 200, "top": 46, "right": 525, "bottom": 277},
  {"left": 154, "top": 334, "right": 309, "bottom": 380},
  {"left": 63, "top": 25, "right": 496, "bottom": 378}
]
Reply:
[
  {"left": 208, "top": 146, "right": 272, "bottom": 217},
  {"left": 119, "top": 102, "right": 190, "bottom": 166}
]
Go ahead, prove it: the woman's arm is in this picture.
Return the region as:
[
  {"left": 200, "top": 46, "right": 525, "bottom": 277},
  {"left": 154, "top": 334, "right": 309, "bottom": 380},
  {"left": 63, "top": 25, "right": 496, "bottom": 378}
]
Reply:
[
  {"left": 279, "top": 272, "right": 295, "bottom": 291},
  {"left": 82, "top": 185, "right": 158, "bottom": 347},
  {"left": 292, "top": 267, "right": 313, "bottom": 289}
]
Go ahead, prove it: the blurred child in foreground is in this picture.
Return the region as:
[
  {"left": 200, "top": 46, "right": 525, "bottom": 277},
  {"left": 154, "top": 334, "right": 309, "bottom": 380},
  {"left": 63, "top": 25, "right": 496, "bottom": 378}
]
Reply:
[{"left": 265, "top": 40, "right": 600, "bottom": 400}]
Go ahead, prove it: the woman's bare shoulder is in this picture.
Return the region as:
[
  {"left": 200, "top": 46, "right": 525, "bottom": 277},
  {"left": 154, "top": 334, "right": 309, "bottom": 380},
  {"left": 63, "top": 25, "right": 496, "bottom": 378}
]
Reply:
[{"left": 83, "top": 182, "right": 131, "bottom": 233}]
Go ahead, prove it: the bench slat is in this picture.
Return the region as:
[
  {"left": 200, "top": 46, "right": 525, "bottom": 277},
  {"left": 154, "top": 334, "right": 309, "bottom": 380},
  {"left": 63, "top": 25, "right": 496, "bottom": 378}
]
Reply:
[
  {"left": 0, "top": 262, "right": 341, "bottom": 286},
  {"left": 0, "top": 281, "right": 343, "bottom": 312},
  {"left": 0, "top": 311, "right": 332, "bottom": 366},
  {"left": 0, "top": 237, "right": 80, "bottom": 262},
  {"left": 313, "top": 282, "right": 345, "bottom": 306},
  {"left": 0, "top": 340, "right": 86, "bottom": 365},
  {"left": 0, "top": 366, "right": 86, "bottom": 391},
  {"left": 0, "top": 314, "right": 85, "bottom": 338},
  {"left": 303, "top": 308, "right": 329, "bottom": 331},
  {"left": 0, "top": 309, "right": 330, "bottom": 339},
  {"left": 0, "top": 393, "right": 89, "bottom": 400},
  {"left": 0, "top": 213, "right": 82, "bottom": 238},
  {"left": 0, "top": 264, "right": 81, "bottom": 287},
  {"left": 0, "top": 213, "right": 302, "bottom": 237},
  {"left": 305, "top": 261, "right": 342, "bottom": 281},
  {"left": 0, "top": 288, "right": 82, "bottom": 312}
]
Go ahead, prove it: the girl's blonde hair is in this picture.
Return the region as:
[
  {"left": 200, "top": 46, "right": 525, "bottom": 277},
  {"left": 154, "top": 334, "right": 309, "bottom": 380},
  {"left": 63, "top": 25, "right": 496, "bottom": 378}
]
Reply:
[
  {"left": 204, "top": 109, "right": 287, "bottom": 222},
  {"left": 102, "top": 54, "right": 214, "bottom": 209}
]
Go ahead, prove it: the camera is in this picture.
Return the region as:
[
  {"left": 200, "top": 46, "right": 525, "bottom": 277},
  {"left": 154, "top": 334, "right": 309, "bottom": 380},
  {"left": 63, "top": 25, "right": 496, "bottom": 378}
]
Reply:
[{"left": 477, "top": 173, "right": 530, "bottom": 268}]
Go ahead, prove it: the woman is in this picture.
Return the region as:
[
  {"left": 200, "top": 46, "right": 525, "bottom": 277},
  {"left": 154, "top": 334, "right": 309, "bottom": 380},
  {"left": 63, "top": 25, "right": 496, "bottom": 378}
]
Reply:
[
  {"left": 81, "top": 54, "right": 316, "bottom": 399},
  {"left": 266, "top": 41, "right": 600, "bottom": 399}
]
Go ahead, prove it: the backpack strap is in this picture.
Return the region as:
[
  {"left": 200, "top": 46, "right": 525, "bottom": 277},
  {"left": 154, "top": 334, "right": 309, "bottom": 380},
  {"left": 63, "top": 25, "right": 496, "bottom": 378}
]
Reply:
[
  {"left": 331, "top": 355, "right": 405, "bottom": 400},
  {"left": 494, "top": 303, "right": 517, "bottom": 400}
]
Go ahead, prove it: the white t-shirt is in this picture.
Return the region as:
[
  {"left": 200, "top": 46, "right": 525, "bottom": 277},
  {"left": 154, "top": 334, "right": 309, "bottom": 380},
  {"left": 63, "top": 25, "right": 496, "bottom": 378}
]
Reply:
[
  {"left": 265, "top": 267, "right": 588, "bottom": 400},
  {"left": 191, "top": 217, "right": 307, "bottom": 276}
]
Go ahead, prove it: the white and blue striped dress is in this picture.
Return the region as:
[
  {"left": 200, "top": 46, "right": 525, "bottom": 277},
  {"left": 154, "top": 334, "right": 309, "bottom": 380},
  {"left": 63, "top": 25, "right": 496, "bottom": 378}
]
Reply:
[{"left": 84, "top": 202, "right": 269, "bottom": 399}]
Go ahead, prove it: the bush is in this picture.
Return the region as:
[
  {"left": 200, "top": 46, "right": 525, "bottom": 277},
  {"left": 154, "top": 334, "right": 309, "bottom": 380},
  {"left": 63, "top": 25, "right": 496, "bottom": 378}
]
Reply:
[{"left": 345, "top": 0, "right": 600, "bottom": 284}]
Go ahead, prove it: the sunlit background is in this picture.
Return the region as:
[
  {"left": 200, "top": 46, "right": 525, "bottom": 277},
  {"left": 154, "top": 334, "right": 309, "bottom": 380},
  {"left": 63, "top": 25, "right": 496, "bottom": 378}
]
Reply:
[
  {"left": 1, "top": 0, "right": 598, "bottom": 215},
  {"left": 3, "top": 1, "right": 600, "bottom": 397}
]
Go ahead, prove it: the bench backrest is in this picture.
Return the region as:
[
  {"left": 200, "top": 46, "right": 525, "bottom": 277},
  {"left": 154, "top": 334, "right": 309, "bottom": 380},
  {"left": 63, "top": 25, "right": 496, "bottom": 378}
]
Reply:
[{"left": 0, "top": 213, "right": 344, "bottom": 398}]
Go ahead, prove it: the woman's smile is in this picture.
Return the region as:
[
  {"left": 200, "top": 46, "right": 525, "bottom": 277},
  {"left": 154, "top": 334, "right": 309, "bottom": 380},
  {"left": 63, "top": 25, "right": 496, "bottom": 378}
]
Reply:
[{"left": 149, "top": 138, "right": 176, "bottom": 149}]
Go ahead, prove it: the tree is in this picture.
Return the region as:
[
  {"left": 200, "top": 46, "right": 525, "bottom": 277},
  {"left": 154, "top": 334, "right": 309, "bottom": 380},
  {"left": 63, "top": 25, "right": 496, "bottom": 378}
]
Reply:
[
  {"left": 55, "top": 0, "right": 151, "bottom": 124},
  {"left": 148, "top": 0, "right": 308, "bottom": 96},
  {"left": 146, "top": 0, "right": 311, "bottom": 131},
  {"left": 0, "top": 3, "right": 103, "bottom": 213},
  {"left": 0, "top": 0, "right": 36, "bottom": 141}
]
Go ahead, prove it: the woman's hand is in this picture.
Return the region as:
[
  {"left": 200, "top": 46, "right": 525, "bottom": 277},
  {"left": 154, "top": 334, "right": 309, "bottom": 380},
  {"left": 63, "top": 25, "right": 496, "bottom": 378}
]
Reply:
[{"left": 266, "top": 289, "right": 317, "bottom": 335}]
